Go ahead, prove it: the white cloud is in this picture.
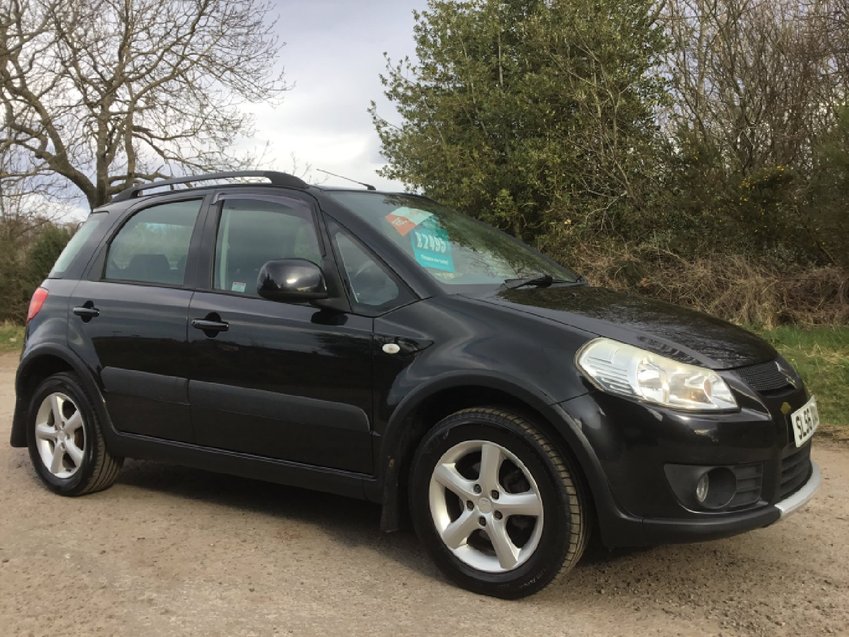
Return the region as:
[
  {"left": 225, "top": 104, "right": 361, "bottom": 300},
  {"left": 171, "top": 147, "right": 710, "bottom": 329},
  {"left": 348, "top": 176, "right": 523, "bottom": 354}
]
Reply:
[{"left": 243, "top": 0, "right": 426, "bottom": 191}]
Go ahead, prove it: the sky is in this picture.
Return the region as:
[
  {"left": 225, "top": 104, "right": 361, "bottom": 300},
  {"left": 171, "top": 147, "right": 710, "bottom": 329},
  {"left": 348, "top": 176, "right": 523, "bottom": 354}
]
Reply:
[{"left": 244, "top": 0, "right": 428, "bottom": 192}]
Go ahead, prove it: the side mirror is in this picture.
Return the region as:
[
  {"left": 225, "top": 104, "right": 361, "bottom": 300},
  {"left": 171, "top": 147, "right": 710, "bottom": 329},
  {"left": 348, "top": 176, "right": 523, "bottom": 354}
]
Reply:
[{"left": 257, "top": 259, "right": 328, "bottom": 302}]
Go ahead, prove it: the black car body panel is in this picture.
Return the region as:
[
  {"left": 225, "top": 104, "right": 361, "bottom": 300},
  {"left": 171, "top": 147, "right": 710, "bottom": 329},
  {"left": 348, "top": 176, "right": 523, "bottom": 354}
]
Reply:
[
  {"left": 479, "top": 286, "right": 777, "bottom": 369},
  {"left": 69, "top": 280, "right": 195, "bottom": 442},
  {"left": 187, "top": 291, "right": 375, "bottom": 473},
  {"left": 10, "top": 177, "right": 818, "bottom": 553}
]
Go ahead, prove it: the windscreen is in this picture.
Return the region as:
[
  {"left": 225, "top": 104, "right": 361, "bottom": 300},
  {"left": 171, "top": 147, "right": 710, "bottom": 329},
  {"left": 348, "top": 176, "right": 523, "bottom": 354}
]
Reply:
[{"left": 327, "top": 192, "right": 579, "bottom": 287}]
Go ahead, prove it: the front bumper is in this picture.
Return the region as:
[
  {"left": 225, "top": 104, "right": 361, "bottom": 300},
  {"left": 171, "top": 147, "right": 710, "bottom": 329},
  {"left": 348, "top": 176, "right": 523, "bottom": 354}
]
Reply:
[
  {"left": 635, "top": 460, "right": 819, "bottom": 545},
  {"left": 775, "top": 460, "right": 821, "bottom": 518},
  {"left": 555, "top": 379, "right": 820, "bottom": 548}
]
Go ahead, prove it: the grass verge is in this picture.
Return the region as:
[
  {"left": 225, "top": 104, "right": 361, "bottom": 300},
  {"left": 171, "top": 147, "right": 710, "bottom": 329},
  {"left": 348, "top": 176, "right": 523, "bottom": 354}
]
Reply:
[
  {"left": 0, "top": 323, "right": 24, "bottom": 353},
  {"left": 756, "top": 326, "right": 849, "bottom": 428}
]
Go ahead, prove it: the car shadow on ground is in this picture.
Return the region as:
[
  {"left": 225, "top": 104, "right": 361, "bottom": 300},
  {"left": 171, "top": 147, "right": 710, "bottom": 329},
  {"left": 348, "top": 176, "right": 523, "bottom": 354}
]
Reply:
[
  {"left": 113, "top": 458, "right": 651, "bottom": 584},
  {"left": 115, "top": 459, "right": 438, "bottom": 575}
]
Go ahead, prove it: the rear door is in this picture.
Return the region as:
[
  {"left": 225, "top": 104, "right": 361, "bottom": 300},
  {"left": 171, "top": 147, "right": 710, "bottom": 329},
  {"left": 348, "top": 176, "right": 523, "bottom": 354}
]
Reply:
[
  {"left": 69, "top": 196, "right": 205, "bottom": 442},
  {"left": 186, "top": 191, "right": 376, "bottom": 473}
]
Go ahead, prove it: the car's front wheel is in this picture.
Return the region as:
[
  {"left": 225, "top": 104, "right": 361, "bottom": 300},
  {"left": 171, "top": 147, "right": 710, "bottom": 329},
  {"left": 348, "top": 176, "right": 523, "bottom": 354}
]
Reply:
[
  {"left": 27, "top": 372, "right": 123, "bottom": 496},
  {"left": 409, "top": 407, "right": 589, "bottom": 598}
]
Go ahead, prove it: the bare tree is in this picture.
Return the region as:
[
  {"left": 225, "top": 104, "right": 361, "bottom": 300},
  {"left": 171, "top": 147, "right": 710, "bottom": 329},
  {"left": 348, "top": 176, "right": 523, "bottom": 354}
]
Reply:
[
  {"left": 0, "top": 145, "right": 64, "bottom": 238},
  {"left": 821, "top": 0, "right": 849, "bottom": 92},
  {"left": 662, "top": 0, "right": 840, "bottom": 171},
  {"left": 0, "top": 0, "right": 287, "bottom": 208}
]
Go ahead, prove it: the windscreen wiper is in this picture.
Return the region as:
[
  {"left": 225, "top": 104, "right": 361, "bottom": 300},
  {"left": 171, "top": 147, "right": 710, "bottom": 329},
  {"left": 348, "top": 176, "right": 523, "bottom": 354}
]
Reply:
[
  {"left": 502, "top": 273, "right": 585, "bottom": 290},
  {"left": 504, "top": 273, "right": 553, "bottom": 289}
]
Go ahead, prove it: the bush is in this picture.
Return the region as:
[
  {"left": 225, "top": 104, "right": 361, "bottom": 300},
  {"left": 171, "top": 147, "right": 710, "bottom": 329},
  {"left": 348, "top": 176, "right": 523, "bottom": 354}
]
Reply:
[
  {"left": 567, "top": 241, "right": 849, "bottom": 327},
  {"left": 0, "top": 221, "right": 71, "bottom": 323}
]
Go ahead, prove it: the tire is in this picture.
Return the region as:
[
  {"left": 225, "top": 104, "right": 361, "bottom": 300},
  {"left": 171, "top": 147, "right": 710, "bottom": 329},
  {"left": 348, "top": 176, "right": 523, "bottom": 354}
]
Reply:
[
  {"left": 26, "top": 372, "right": 123, "bottom": 496},
  {"left": 409, "top": 407, "right": 589, "bottom": 598}
]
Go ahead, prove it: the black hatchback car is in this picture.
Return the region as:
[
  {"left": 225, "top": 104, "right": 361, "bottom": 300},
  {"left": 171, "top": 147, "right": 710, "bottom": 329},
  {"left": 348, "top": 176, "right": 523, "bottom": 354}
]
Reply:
[{"left": 11, "top": 171, "right": 820, "bottom": 598}]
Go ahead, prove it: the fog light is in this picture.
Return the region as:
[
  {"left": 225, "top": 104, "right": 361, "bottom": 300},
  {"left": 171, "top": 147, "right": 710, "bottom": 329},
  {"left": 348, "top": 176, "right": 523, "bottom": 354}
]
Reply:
[{"left": 695, "top": 473, "right": 710, "bottom": 503}]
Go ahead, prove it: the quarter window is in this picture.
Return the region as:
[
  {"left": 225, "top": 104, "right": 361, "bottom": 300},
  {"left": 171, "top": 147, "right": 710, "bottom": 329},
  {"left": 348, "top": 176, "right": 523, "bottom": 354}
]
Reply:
[
  {"left": 50, "top": 212, "right": 107, "bottom": 278},
  {"left": 105, "top": 200, "right": 201, "bottom": 285},
  {"left": 214, "top": 198, "right": 321, "bottom": 296},
  {"left": 334, "top": 230, "right": 402, "bottom": 310}
]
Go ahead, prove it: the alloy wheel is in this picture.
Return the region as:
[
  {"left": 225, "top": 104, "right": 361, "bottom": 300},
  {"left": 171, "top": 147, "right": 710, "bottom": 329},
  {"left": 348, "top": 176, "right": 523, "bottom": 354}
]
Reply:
[
  {"left": 428, "top": 439, "right": 544, "bottom": 573},
  {"left": 34, "top": 392, "right": 87, "bottom": 479}
]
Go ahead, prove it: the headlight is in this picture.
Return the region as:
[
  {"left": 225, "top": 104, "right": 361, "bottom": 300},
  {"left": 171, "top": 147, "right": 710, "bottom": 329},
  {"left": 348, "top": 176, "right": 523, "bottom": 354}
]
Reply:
[{"left": 576, "top": 338, "right": 738, "bottom": 411}]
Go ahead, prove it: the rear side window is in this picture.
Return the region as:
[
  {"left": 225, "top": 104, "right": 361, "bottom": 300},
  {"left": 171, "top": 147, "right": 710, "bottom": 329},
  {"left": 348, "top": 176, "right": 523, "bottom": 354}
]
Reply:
[
  {"left": 214, "top": 198, "right": 321, "bottom": 296},
  {"left": 104, "top": 200, "right": 201, "bottom": 285},
  {"left": 49, "top": 213, "right": 108, "bottom": 278}
]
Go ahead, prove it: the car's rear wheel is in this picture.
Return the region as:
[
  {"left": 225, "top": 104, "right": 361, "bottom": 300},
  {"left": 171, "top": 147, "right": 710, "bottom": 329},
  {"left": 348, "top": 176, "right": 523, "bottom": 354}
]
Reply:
[
  {"left": 27, "top": 372, "right": 123, "bottom": 496},
  {"left": 409, "top": 407, "right": 589, "bottom": 598}
]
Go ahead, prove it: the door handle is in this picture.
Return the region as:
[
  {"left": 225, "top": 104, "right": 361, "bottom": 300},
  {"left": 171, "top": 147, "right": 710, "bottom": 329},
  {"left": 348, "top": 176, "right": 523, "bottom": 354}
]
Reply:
[
  {"left": 191, "top": 316, "right": 229, "bottom": 335},
  {"left": 72, "top": 303, "right": 100, "bottom": 321}
]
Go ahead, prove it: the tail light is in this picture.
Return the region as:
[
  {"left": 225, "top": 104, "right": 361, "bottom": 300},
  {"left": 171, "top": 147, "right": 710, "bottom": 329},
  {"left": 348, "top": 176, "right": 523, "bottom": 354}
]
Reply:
[{"left": 27, "top": 287, "right": 48, "bottom": 323}]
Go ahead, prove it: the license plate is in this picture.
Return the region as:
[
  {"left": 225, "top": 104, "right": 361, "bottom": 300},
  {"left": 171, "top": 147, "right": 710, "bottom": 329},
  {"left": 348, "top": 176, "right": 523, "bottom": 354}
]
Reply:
[{"left": 790, "top": 396, "right": 819, "bottom": 447}]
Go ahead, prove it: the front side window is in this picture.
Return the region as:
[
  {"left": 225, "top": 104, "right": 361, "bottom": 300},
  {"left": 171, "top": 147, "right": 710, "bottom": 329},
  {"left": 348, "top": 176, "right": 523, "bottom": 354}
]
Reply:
[
  {"left": 214, "top": 198, "right": 321, "bottom": 296},
  {"left": 105, "top": 200, "right": 201, "bottom": 285}
]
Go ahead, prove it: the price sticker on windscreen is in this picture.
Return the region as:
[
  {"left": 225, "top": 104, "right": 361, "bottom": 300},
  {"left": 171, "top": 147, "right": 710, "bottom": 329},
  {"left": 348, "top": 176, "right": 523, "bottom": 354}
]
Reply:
[
  {"left": 385, "top": 207, "right": 434, "bottom": 236},
  {"left": 411, "top": 218, "right": 455, "bottom": 272}
]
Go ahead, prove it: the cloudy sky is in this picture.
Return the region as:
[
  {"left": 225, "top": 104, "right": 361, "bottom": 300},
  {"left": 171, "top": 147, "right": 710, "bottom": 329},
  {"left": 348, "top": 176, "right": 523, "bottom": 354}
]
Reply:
[{"left": 245, "top": 0, "right": 428, "bottom": 191}]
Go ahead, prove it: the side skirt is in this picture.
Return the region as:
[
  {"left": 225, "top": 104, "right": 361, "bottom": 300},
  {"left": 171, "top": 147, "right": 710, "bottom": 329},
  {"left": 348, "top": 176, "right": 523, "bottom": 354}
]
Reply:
[{"left": 108, "top": 432, "right": 379, "bottom": 503}]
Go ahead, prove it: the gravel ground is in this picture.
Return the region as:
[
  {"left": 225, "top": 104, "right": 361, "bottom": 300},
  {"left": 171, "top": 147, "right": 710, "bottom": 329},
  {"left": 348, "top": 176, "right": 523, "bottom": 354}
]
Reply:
[{"left": 0, "top": 352, "right": 847, "bottom": 636}]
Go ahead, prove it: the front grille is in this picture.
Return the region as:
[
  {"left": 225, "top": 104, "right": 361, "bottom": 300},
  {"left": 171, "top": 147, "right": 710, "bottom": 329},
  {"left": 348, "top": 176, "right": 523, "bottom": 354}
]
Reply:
[
  {"left": 735, "top": 360, "right": 794, "bottom": 394},
  {"left": 729, "top": 464, "right": 763, "bottom": 509},
  {"left": 779, "top": 444, "right": 812, "bottom": 500}
]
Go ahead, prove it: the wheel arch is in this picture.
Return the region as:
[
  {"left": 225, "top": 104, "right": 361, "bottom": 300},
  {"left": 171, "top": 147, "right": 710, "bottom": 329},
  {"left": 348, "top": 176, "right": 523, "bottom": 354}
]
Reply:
[
  {"left": 374, "top": 374, "right": 600, "bottom": 533},
  {"left": 11, "top": 346, "right": 104, "bottom": 448}
]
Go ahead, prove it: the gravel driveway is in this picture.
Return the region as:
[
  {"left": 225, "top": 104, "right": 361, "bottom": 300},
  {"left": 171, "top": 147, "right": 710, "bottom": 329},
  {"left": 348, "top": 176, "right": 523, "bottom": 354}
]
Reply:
[{"left": 1, "top": 352, "right": 846, "bottom": 636}]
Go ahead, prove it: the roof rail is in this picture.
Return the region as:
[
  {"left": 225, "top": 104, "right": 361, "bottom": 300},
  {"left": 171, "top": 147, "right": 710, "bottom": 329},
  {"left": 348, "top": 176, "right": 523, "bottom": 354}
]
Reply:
[{"left": 111, "top": 171, "right": 308, "bottom": 202}]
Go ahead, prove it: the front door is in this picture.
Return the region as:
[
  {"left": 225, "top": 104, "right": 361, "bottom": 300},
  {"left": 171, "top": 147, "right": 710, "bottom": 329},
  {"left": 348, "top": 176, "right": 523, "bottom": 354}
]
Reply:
[{"left": 187, "top": 193, "right": 375, "bottom": 474}]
